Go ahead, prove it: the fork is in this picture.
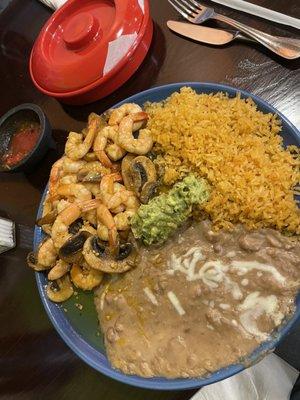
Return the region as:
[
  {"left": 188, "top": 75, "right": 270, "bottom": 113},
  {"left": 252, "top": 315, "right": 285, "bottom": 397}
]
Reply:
[{"left": 168, "top": 0, "right": 300, "bottom": 59}]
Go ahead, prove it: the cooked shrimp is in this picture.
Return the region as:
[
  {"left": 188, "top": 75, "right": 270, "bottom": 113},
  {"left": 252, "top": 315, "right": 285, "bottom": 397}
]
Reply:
[
  {"left": 52, "top": 199, "right": 99, "bottom": 249},
  {"left": 79, "top": 161, "right": 110, "bottom": 175},
  {"left": 70, "top": 263, "right": 103, "bottom": 291},
  {"left": 42, "top": 194, "right": 53, "bottom": 216},
  {"left": 77, "top": 161, "right": 110, "bottom": 182},
  {"left": 99, "top": 173, "right": 123, "bottom": 206},
  {"left": 48, "top": 259, "right": 70, "bottom": 280},
  {"left": 62, "top": 157, "right": 86, "bottom": 174},
  {"left": 37, "top": 238, "right": 57, "bottom": 267},
  {"left": 84, "top": 152, "right": 98, "bottom": 162},
  {"left": 107, "top": 189, "right": 139, "bottom": 212},
  {"left": 109, "top": 103, "right": 142, "bottom": 126},
  {"left": 49, "top": 158, "right": 64, "bottom": 198},
  {"left": 83, "top": 183, "right": 101, "bottom": 197},
  {"left": 27, "top": 238, "right": 57, "bottom": 271},
  {"left": 60, "top": 174, "right": 78, "bottom": 185},
  {"left": 97, "top": 209, "right": 135, "bottom": 238},
  {"left": 117, "top": 113, "right": 152, "bottom": 155},
  {"left": 80, "top": 220, "right": 97, "bottom": 235},
  {"left": 105, "top": 142, "right": 127, "bottom": 161},
  {"left": 110, "top": 204, "right": 126, "bottom": 214},
  {"left": 97, "top": 222, "right": 109, "bottom": 241},
  {"left": 96, "top": 204, "right": 118, "bottom": 251},
  {"left": 114, "top": 210, "right": 135, "bottom": 230},
  {"left": 93, "top": 126, "right": 118, "bottom": 168},
  {"left": 57, "top": 183, "right": 92, "bottom": 202},
  {"left": 56, "top": 199, "right": 71, "bottom": 214},
  {"left": 65, "top": 119, "right": 97, "bottom": 160}
]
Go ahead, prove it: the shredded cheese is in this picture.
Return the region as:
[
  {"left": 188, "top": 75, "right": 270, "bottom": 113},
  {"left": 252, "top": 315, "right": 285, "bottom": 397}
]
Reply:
[
  {"left": 143, "top": 287, "right": 158, "bottom": 306},
  {"left": 167, "top": 291, "right": 186, "bottom": 316},
  {"left": 231, "top": 261, "right": 286, "bottom": 284}
]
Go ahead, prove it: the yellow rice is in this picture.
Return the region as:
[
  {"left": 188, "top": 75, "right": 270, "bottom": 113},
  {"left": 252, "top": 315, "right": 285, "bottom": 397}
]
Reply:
[{"left": 145, "top": 87, "right": 300, "bottom": 234}]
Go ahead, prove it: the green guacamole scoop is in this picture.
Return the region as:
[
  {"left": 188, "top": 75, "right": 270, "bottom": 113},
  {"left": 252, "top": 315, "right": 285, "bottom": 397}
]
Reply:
[{"left": 131, "top": 174, "right": 210, "bottom": 245}]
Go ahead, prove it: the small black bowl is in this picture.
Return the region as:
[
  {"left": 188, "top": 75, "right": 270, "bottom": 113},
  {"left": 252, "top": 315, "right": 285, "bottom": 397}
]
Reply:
[{"left": 0, "top": 103, "right": 53, "bottom": 172}]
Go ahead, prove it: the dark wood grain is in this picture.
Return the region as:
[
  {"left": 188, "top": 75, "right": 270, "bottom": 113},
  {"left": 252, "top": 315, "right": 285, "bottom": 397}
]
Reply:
[{"left": 0, "top": 0, "right": 299, "bottom": 399}]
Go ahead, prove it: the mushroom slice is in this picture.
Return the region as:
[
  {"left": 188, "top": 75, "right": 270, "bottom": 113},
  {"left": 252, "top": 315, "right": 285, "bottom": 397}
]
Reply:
[
  {"left": 77, "top": 170, "right": 102, "bottom": 183},
  {"left": 140, "top": 181, "right": 159, "bottom": 204},
  {"left": 46, "top": 275, "right": 74, "bottom": 302},
  {"left": 36, "top": 210, "right": 58, "bottom": 226},
  {"left": 68, "top": 218, "right": 84, "bottom": 235},
  {"left": 48, "top": 259, "right": 71, "bottom": 280},
  {"left": 131, "top": 156, "right": 157, "bottom": 195},
  {"left": 121, "top": 154, "right": 136, "bottom": 191},
  {"left": 70, "top": 263, "right": 103, "bottom": 291},
  {"left": 59, "top": 231, "right": 91, "bottom": 263},
  {"left": 116, "top": 243, "right": 133, "bottom": 260},
  {"left": 83, "top": 236, "right": 138, "bottom": 273}
]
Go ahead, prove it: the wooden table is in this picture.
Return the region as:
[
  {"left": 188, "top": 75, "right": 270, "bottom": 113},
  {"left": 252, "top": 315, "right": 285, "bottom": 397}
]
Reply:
[{"left": 0, "top": 1, "right": 299, "bottom": 399}]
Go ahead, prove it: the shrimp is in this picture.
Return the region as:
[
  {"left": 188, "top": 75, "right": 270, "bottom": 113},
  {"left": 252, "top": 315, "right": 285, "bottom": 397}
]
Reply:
[
  {"left": 93, "top": 126, "right": 118, "bottom": 168},
  {"left": 97, "top": 222, "right": 109, "bottom": 241},
  {"left": 57, "top": 183, "right": 92, "bottom": 202},
  {"left": 109, "top": 103, "right": 142, "bottom": 126},
  {"left": 97, "top": 209, "right": 135, "bottom": 239},
  {"left": 52, "top": 199, "right": 99, "bottom": 249},
  {"left": 96, "top": 204, "right": 118, "bottom": 251},
  {"left": 62, "top": 157, "right": 86, "bottom": 174},
  {"left": 49, "top": 158, "right": 64, "bottom": 198},
  {"left": 60, "top": 174, "right": 77, "bottom": 185},
  {"left": 70, "top": 263, "right": 103, "bottom": 291},
  {"left": 83, "top": 183, "right": 101, "bottom": 197},
  {"left": 65, "top": 118, "right": 98, "bottom": 160},
  {"left": 27, "top": 238, "right": 57, "bottom": 271},
  {"left": 80, "top": 220, "right": 97, "bottom": 235},
  {"left": 117, "top": 113, "right": 153, "bottom": 155},
  {"left": 105, "top": 142, "right": 127, "bottom": 161},
  {"left": 77, "top": 161, "right": 110, "bottom": 182},
  {"left": 107, "top": 189, "right": 139, "bottom": 212},
  {"left": 56, "top": 199, "right": 71, "bottom": 214},
  {"left": 99, "top": 173, "right": 123, "bottom": 206},
  {"left": 48, "top": 259, "right": 70, "bottom": 281},
  {"left": 84, "top": 152, "right": 98, "bottom": 162},
  {"left": 114, "top": 210, "right": 135, "bottom": 230}
]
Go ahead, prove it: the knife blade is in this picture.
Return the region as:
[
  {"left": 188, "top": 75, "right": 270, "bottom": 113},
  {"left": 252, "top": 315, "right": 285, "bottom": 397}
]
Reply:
[{"left": 167, "top": 20, "right": 240, "bottom": 45}]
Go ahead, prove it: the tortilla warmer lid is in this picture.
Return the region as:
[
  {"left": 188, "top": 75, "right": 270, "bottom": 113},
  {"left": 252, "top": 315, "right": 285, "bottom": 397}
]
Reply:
[{"left": 30, "top": 0, "right": 150, "bottom": 94}]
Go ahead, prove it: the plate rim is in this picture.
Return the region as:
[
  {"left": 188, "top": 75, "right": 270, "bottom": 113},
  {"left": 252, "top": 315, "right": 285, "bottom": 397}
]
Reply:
[{"left": 35, "top": 81, "right": 300, "bottom": 390}]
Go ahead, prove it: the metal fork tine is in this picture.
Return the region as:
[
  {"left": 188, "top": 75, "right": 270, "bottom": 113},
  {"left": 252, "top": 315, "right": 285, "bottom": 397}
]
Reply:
[
  {"left": 185, "top": 0, "right": 202, "bottom": 9},
  {"left": 177, "top": 0, "right": 198, "bottom": 13},
  {"left": 172, "top": 0, "right": 195, "bottom": 17},
  {"left": 168, "top": 0, "right": 193, "bottom": 20}
]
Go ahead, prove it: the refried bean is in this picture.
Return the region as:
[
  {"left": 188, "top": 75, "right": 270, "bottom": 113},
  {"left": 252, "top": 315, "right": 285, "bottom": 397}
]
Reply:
[{"left": 94, "top": 220, "right": 300, "bottom": 378}]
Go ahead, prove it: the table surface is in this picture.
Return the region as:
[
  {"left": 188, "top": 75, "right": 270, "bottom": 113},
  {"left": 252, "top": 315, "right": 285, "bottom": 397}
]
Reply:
[{"left": 0, "top": 0, "right": 299, "bottom": 399}]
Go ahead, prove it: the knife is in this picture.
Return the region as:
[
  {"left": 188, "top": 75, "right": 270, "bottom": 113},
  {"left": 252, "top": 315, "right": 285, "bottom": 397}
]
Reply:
[{"left": 167, "top": 20, "right": 251, "bottom": 45}]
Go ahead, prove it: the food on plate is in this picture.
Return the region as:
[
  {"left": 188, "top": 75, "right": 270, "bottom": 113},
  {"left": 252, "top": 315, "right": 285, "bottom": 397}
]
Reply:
[
  {"left": 28, "top": 87, "right": 299, "bottom": 379},
  {"left": 95, "top": 220, "right": 300, "bottom": 378},
  {"left": 2, "top": 121, "right": 40, "bottom": 168},
  {"left": 131, "top": 174, "right": 210, "bottom": 245},
  {"left": 28, "top": 105, "right": 154, "bottom": 301},
  {"left": 145, "top": 87, "right": 299, "bottom": 234}
]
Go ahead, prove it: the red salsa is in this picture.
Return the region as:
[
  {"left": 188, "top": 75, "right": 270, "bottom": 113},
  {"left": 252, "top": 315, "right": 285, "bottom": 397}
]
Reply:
[{"left": 2, "top": 122, "right": 40, "bottom": 167}]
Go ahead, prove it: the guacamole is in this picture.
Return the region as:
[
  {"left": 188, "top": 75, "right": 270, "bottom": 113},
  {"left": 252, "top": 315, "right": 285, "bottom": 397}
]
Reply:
[{"left": 131, "top": 174, "right": 210, "bottom": 245}]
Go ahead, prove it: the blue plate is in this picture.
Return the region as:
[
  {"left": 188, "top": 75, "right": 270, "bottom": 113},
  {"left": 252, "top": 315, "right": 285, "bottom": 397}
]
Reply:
[{"left": 34, "top": 82, "right": 300, "bottom": 390}]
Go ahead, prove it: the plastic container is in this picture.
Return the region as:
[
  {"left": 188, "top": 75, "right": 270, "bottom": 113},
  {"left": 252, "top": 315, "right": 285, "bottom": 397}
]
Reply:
[
  {"left": 30, "top": 0, "right": 153, "bottom": 105},
  {"left": 0, "top": 103, "right": 52, "bottom": 172}
]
